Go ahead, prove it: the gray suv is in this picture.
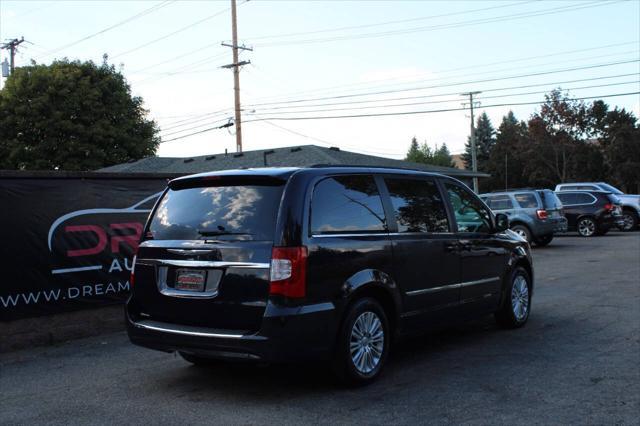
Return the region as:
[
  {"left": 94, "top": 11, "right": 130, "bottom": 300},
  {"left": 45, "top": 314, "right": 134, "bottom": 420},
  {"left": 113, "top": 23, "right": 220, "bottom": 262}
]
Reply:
[
  {"left": 480, "top": 189, "right": 568, "bottom": 246},
  {"left": 555, "top": 182, "right": 640, "bottom": 231}
]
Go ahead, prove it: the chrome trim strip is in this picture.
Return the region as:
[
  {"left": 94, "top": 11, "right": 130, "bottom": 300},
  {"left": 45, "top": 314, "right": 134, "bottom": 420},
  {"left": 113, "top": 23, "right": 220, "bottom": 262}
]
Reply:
[
  {"left": 132, "top": 321, "right": 245, "bottom": 339},
  {"left": 311, "top": 232, "right": 457, "bottom": 238},
  {"left": 166, "top": 249, "right": 214, "bottom": 255},
  {"left": 311, "top": 233, "right": 388, "bottom": 238},
  {"left": 406, "top": 276, "right": 500, "bottom": 296},
  {"left": 140, "top": 259, "right": 269, "bottom": 268}
]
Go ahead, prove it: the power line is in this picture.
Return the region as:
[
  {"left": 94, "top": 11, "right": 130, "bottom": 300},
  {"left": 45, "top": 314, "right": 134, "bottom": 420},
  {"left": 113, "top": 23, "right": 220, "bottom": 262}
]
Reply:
[
  {"left": 249, "top": 80, "right": 639, "bottom": 115},
  {"left": 244, "top": 41, "right": 639, "bottom": 104},
  {"left": 111, "top": 4, "right": 234, "bottom": 59},
  {"left": 241, "top": 92, "right": 640, "bottom": 122},
  {"left": 131, "top": 52, "right": 229, "bottom": 85},
  {"left": 128, "top": 41, "right": 223, "bottom": 74},
  {"left": 160, "top": 118, "right": 235, "bottom": 143},
  {"left": 162, "top": 73, "right": 639, "bottom": 131},
  {"left": 252, "top": 1, "right": 622, "bottom": 47},
  {"left": 244, "top": 59, "right": 640, "bottom": 107},
  {"left": 245, "top": 1, "right": 534, "bottom": 41},
  {"left": 34, "top": 1, "right": 175, "bottom": 59},
  {"left": 157, "top": 77, "right": 639, "bottom": 137},
  {"left": 157, "top": 92, "right": 640, "bottom": 143}
]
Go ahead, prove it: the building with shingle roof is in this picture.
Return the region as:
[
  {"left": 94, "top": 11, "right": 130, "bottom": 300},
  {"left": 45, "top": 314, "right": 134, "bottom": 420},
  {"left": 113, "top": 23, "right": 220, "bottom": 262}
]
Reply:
[{"left": 99, "top": 145, "right": 488, "bottom": 185}]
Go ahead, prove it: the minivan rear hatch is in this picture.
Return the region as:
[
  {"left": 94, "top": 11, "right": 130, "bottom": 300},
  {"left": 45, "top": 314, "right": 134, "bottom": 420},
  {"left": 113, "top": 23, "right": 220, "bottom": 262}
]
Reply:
[{"left": 130, "top": 174, "right": 286, "bottom": 332}]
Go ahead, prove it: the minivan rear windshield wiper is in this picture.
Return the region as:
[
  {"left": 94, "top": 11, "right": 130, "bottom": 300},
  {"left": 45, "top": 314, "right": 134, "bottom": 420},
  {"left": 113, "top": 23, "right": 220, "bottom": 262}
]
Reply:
[{"left": 197, "top": 230, "right": 253, "bottom": 237}]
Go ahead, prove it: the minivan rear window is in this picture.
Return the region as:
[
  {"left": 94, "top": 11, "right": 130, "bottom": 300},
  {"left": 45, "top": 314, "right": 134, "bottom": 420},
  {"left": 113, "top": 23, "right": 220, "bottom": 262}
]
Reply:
[{"left": 148, "top": 184, "right": 284, "bottom": 241}]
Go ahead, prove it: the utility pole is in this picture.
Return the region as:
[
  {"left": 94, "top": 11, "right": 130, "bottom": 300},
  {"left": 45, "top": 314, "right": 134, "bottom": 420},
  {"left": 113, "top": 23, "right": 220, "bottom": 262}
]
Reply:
[
  {"left": 461, "top": 91, "right": 482, "bottom": 193},
  {"left": 221, "top": 0, "right": 251, "bottom": 153},
  {"left": 1, "top": 37, "right": 26, "bottom": 74}
]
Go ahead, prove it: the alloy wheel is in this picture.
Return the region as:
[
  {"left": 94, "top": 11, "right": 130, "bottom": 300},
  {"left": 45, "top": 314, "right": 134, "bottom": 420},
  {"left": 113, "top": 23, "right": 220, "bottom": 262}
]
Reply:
[
  {"left": 511, "top": 275, "right": 530, "bottom": 321},
  {"left": 349, "top": 311, "right": 385, "bottom": 374},
  {"left": 578, "top": 218, "right": 596, "bottom": 237},
  {"left": 620, "top": 213, "right": 635, "bottom": 231}
]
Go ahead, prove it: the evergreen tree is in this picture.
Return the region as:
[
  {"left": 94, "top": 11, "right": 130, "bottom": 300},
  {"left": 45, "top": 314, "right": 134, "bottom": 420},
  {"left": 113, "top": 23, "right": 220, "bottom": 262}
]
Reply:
[
  {"left": 405, "top": 138, "right": 454, "bottom": 167},
  {"left": 461, "top": 112, "right": 495, "bottom": 172},
  {"left": 484, "top": 111, "right": 529, "bottom": 191},
  {"left": 405, "top": 137, "right": 425, "bottom": 163}
]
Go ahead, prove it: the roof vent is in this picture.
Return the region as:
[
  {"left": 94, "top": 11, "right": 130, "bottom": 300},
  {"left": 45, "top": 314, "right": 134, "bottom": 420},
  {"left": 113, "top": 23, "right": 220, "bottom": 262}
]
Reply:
[
  {"left": 233, "top": 152, "right": 244, "bottom": 158},
  {"left": 183, "top": 158, "right": 194, "bottom": 163},
  {"left": 205, "top": 155, "right": 216, "bottom": 161},
  {"left": 290, "top": 147, "right": 302, "bottom": 152},
  {"left": 329, "top": 146, "right": 340, "bottom": 151}
]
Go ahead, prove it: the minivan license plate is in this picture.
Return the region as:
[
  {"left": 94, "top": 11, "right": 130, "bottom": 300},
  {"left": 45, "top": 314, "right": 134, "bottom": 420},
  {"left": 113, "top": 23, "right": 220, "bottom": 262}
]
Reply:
[{"left": 175, "top": 269, "right": 206, "bottom": 292}]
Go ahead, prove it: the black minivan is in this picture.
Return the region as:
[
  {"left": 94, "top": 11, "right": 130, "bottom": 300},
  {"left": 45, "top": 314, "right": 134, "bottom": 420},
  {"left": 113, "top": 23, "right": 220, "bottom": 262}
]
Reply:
[{"left": 127, "top": 167, "right": 534, "bottom": 384}]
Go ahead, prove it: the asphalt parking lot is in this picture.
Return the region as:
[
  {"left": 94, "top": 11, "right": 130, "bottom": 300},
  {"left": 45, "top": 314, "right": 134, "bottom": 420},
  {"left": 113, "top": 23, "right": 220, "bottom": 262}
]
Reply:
[{"left": 1, "top": 233, "right": 639, "bottom": 425}]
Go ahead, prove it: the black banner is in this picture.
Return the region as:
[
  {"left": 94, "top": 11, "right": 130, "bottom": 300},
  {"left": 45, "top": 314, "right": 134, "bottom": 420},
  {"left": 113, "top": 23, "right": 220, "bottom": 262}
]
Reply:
[{"left": 0, "top": 174, "right": 172, "bottom": 321}]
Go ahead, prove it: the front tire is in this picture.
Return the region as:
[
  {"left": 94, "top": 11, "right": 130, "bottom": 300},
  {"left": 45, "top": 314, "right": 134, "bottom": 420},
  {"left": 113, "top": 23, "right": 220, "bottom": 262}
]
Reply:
[
  {"left": 577, "top": 217, "right": 597, "bottom": 237},
  {"left": 495, "top": 267, "right": 532, "bottom": 329},
  {"left": 333, "top": 297, "right": 390, "bottom": 386}
]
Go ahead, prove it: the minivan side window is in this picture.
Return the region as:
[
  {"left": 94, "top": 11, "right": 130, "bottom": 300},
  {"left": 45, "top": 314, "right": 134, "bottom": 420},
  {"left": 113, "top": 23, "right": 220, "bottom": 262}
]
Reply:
[
  {"left": 311, "top": 175, "right": 387, "bottom": 235},
  {"left": 444, "top": 183, "right": 492, "bottom": 233},
  {"left": 384, "top": 178, "right": 449, "bottom": 233},
  {"left": 514, "top": 193, "right": 539, "bottom": 208}
]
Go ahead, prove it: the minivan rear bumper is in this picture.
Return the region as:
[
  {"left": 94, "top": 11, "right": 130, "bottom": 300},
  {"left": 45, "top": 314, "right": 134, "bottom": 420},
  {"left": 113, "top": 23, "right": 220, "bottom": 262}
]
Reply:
[{"left": 126, "top": 302, "right": 338, "bottom": 363}]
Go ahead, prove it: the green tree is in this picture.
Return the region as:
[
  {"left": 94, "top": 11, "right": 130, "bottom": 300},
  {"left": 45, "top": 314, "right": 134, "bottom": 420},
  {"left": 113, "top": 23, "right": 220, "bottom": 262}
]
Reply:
[
  {"left": 590, "top": 100, "right": 640, "bottom": 192},
  {"left": 432, "top": 142, "right": 455, "bottom": 168},
  {"left": 525, "top": 89, "right": 593, "bottom": 186},
  {"left": 405, "top": 138, "right": 454, "bottom": 167},
  {"left": 405, "top": 137, "right": 425, "bottom": 163},
  {"left": 462, "top": 112, "right": 495, "bottom": 172},
  {"left": 0, "top": 57, "right": 159, "bottom": 170},
  {"left": 484, "top": 111, "right": 530, "bottom": 191}
]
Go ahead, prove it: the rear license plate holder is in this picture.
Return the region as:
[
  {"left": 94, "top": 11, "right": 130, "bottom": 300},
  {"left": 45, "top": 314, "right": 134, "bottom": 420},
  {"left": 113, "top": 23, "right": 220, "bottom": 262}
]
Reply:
[{"left": 175, "top": 269, "right": 207, "bottom": 292}]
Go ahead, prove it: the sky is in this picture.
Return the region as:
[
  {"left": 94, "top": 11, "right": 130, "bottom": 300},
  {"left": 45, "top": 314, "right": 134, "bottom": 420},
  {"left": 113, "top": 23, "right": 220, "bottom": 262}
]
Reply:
[{"left": 0, "top": 0, "right": 638, "bottom": 160}]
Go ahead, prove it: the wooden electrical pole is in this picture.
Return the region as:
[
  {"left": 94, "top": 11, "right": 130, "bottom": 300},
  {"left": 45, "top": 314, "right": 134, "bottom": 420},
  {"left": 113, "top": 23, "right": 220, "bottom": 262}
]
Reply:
[
  {"left": 1, "top": 37, "right": 26, "bottom": 73},
  {"left": 221, "top": 0, "right": 251, "bottom": 153},
  {"left": 461, "top": 91, "right": 482, "bottom": 193}
]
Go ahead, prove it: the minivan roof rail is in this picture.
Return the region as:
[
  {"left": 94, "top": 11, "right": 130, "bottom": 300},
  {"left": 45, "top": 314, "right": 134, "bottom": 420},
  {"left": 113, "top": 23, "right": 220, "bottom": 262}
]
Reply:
[{"left": 309, "top": 164, "right": 425, "bottom": 172}]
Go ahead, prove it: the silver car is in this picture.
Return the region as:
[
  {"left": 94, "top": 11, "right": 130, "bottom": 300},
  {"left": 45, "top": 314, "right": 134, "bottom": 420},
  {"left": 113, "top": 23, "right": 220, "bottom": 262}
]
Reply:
[{"left": 480, "top": 189, "right": 568, "bottom": 246}]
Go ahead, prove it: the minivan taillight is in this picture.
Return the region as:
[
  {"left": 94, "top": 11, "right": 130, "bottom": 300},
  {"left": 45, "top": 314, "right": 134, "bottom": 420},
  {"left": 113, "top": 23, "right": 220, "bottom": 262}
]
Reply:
[
  {"left": 536, "top": 209, "right": 548, "bottom": 220},
  {"left": 269, "top": 246, "right": 307, "bottom": 298},
  {"left": 604, "top": 203, "right": 614, "bottom": 211}
]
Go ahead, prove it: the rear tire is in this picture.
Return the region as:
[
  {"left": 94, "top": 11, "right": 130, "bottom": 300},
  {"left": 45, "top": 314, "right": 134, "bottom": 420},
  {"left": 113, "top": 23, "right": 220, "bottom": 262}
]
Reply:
[
  {"left": 577, "top": 217, "right": 597, "bottom": 237},
  {"left": 533, "top": 234, "right": 553, "bottom": 247},
  {"left": 510, "top": 224, "right": 532, "bottom": 243},
  {"left": 179, "top": 352, "right": 219, "bottom": 366},
  {"left": 495, "top": 267, "right": 532, "bottom": 329},
  {"left": 332, "top": 297, "right": 390, "bottom": 386}
]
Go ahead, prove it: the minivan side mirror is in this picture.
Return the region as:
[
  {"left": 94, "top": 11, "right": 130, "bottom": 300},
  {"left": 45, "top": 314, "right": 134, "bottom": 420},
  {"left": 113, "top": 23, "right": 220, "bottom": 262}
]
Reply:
[{"left": 495, "top": 213, "right": 509, "bottom": 232}]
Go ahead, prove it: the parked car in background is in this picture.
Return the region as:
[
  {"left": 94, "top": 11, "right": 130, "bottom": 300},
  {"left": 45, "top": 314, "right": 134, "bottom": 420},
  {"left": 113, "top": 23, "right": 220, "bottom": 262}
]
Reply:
[
  {"left": 480, "top": 189, "right": 567, "bottom": 246},
  {"left": 554, "top": 190, "right": 624, "bottom": 237},
  {"left": 127, "top": 167, "right": 534, "bottom": 385},
  {"left": 555, "top": 182, "right": 640, "bottom": 231}
]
